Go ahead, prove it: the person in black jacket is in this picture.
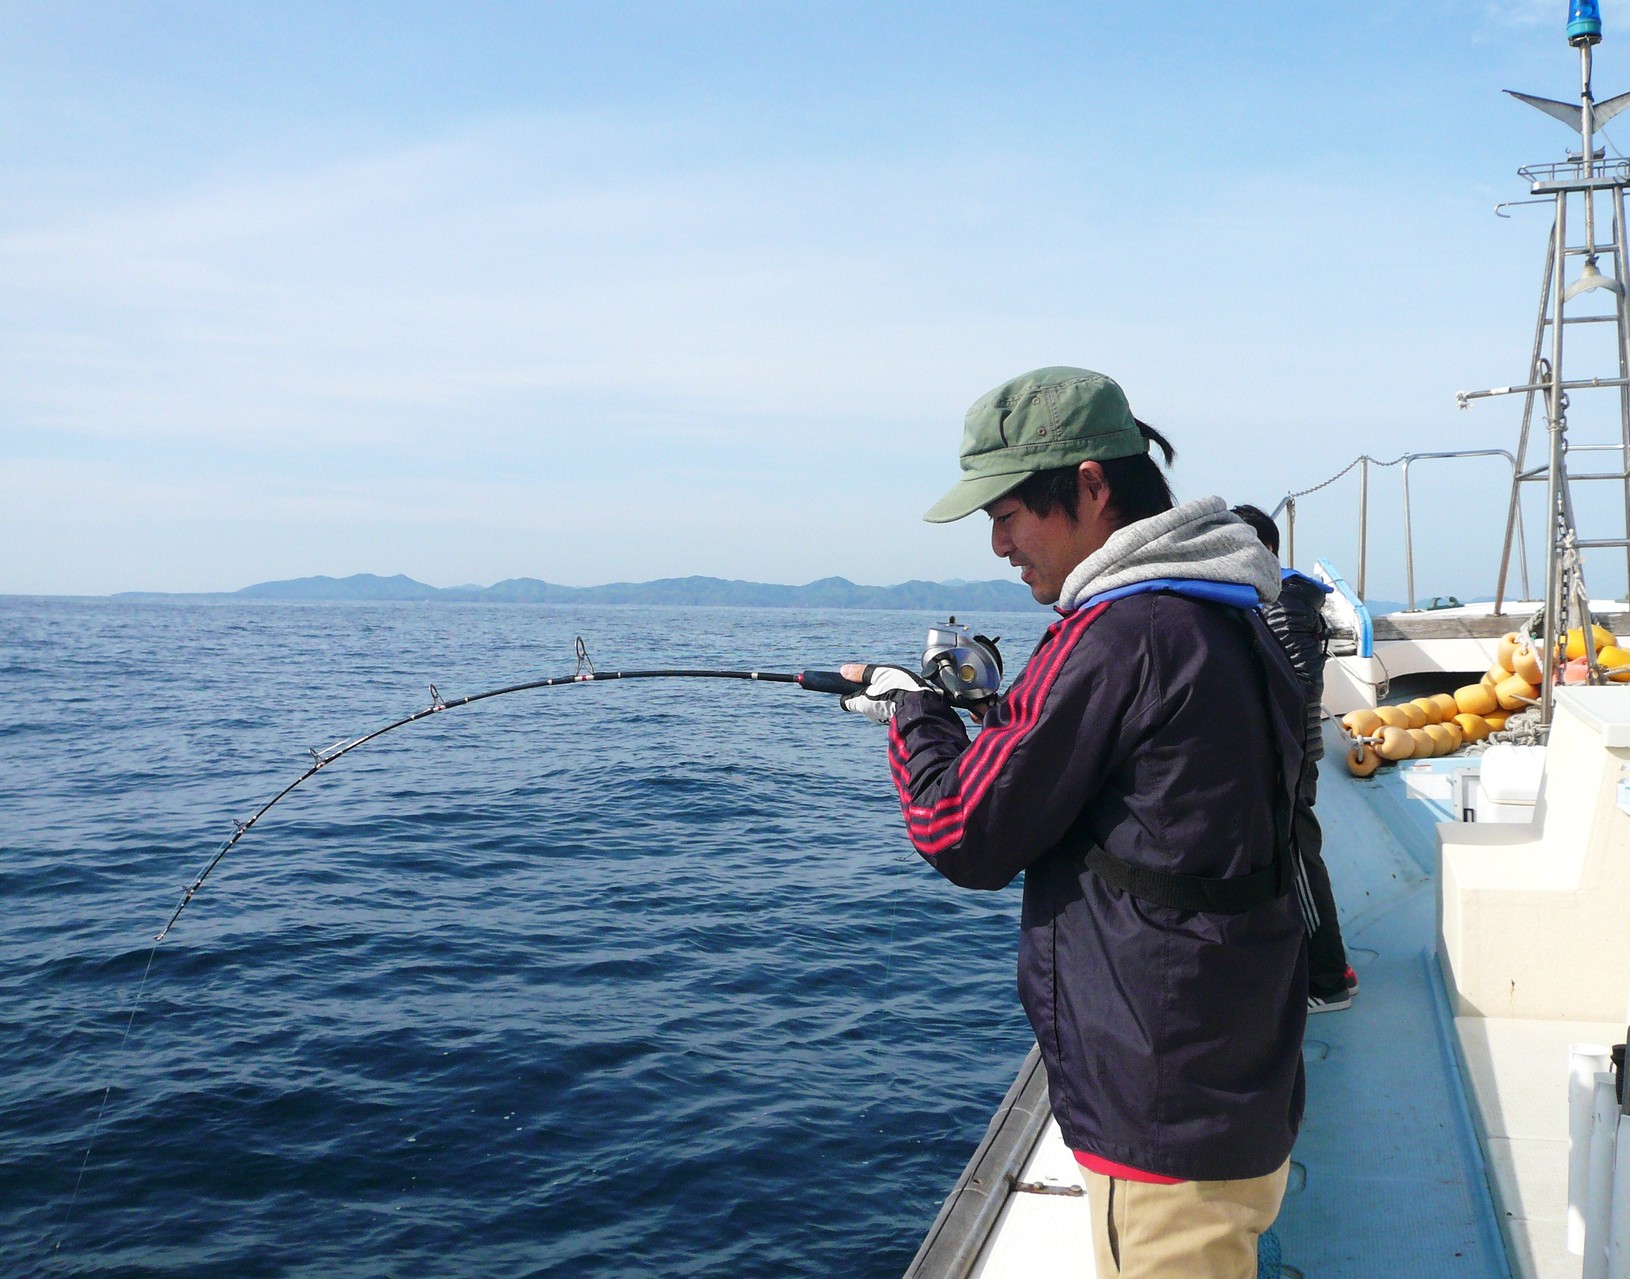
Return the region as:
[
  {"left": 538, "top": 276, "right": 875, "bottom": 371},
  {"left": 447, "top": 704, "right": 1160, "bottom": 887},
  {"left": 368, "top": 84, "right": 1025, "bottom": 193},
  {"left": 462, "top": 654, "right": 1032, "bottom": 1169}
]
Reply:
[
  {"left": 839, "top": 368, "right": 1306, "bottom": 1279},
  {"left": 1231, "top": 504, "right": 1357, "bottom": 1013}
]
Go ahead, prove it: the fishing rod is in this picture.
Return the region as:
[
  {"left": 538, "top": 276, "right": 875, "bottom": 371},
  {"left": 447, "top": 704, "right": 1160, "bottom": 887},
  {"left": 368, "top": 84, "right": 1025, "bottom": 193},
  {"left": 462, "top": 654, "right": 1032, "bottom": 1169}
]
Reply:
[{"left": 156, "top": 624, "right": 1003, "bottom": 943}]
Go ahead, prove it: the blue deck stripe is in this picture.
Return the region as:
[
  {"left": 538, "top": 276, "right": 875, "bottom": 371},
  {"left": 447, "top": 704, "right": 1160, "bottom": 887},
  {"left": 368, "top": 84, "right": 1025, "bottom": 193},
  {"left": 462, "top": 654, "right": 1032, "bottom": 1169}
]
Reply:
[
  {"left": 1424, "top": 949, "right": 1514, "bottom": 1278},
  {"left": 1272, "top": 734, "right": 1510, "bottom": 1277}
]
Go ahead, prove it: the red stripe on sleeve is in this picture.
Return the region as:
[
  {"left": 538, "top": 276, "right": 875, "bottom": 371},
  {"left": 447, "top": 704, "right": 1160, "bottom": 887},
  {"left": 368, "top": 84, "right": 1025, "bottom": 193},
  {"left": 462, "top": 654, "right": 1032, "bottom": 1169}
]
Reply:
[{"left": 894, "top": 602, "right": 1110, "bottom": 855}]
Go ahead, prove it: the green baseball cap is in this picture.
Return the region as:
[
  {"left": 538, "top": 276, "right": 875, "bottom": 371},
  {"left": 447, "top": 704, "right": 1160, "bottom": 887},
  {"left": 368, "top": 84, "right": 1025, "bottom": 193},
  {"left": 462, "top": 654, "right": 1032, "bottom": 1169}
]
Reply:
[{"left": 923, "top": 366, "right": 1147, "bottom": 523}]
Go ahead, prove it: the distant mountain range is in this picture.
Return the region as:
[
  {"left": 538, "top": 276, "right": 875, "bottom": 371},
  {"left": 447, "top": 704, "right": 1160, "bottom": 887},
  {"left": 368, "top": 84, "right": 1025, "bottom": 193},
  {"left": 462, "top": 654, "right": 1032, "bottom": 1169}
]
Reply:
[{"left": 113, "top": 572, "right": 1045, "bottom": 612}]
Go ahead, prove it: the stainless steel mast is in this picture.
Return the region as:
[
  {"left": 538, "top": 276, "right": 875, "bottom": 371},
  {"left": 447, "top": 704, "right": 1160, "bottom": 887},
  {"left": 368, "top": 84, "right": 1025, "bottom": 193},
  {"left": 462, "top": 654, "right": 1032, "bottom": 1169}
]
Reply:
[{"left": 1460, "top": 0, "right": 1630, "bottom": 724}]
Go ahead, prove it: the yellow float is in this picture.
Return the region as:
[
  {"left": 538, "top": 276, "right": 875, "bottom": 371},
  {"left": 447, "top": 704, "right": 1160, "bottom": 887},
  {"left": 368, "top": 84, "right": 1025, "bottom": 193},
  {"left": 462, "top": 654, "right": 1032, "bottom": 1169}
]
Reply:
[
  {"left": 1341, "top": 708, "right": 1383, "bottom": 737},
  {"left": 1422, "top": 724, "right": 1458, "bottom": 756},
  {"left": 1565, "top": 625, "right": 1617, "bottom": 659},
  {"left": 1510, "top": 644, "right": 1544, "bottom": 685},
  {"left": 1346, "top": 742, "right": 1382, "bottom": 777},
  {"left": 1598, "top": 646, "right": 1630, "bottom": 682},
  {"left": 1453, "top": 712, "right": 1492, "bottom": 743},
  {"left": 1495, "top": 674, "right": 1540, "bottom": 711},
  {"left": 1409, "top": 697, "right": 1444, "bottom": 724},
  {"left": 1375, "top": 726, "right": 1417, "bottom": 760}
]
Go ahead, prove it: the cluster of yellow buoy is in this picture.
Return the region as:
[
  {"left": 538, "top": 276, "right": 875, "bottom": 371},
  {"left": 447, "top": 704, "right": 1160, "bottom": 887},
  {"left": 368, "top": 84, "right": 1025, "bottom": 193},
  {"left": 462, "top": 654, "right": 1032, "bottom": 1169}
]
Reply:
[
  {"left": 1339, "top": 693, "right": 1502, "bottom": 777},
  {"left": 1559, "top": 624, "right": 1630, "bottom": 685},
  {"left": 1338, "top": 625, "right": 1627, "bottom": 777}
]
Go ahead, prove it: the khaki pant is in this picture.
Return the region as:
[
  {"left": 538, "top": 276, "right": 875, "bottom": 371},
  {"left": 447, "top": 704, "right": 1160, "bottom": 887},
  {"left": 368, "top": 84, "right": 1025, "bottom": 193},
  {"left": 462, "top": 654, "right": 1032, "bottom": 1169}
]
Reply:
[{"left": 1079, "top": 1159, "right": 1289, "bottom": 1279}]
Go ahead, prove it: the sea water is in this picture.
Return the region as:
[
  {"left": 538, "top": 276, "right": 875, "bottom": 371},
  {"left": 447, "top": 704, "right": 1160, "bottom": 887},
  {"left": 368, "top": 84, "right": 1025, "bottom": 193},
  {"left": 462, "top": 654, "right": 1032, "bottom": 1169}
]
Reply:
[{"left": 0, "top": 598, "right": 1053, "bottom": 1279}]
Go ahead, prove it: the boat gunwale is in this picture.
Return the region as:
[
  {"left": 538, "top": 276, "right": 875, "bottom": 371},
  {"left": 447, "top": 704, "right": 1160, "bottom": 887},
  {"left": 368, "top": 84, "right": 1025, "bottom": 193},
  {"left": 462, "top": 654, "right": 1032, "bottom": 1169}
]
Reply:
[{"left": 901, "top": 1044, "right": 1052, "bottom": 1279}]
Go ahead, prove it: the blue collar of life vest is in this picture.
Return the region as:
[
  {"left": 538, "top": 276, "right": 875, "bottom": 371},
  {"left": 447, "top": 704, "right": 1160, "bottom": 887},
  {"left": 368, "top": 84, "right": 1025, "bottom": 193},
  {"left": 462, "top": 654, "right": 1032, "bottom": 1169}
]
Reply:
[
  {"left": 1071, "top": 577, "right": 1263, "bottom": 613},
  {"left": 1281, "top": 566, "right": 1334, "bottom": 594}
]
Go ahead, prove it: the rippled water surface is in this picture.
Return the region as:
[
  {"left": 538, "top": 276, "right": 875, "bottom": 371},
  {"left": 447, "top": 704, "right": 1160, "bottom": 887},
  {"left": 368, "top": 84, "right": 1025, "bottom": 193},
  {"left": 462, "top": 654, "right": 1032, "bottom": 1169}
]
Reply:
[{"left": 1, "top": 598, "right": 1053, "bottom": 1278}]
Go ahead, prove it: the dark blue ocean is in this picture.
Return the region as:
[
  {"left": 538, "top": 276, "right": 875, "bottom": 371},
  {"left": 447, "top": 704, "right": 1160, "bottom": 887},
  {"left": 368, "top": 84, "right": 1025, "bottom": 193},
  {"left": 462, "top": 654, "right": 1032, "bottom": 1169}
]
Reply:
[{"left": 1, "top": 598, "right": 1055, "bottom": 1279}]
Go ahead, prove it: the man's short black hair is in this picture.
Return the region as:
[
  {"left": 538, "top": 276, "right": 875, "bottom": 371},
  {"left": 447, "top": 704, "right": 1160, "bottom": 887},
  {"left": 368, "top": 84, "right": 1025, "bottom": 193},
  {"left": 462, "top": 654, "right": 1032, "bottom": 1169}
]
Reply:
[
  {"left": 1229, "top": 503, "right": 1280, "bottom": 556},
  {"left": 1009, "top": 420, "right": 1177, "bottom": 525}
]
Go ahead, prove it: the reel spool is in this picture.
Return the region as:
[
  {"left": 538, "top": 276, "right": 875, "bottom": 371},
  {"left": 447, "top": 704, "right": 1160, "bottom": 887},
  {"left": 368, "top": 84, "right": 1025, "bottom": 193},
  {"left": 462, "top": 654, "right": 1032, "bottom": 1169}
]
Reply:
[{"left": 921, "top": 617, "right": 1003, "bottom": 708}]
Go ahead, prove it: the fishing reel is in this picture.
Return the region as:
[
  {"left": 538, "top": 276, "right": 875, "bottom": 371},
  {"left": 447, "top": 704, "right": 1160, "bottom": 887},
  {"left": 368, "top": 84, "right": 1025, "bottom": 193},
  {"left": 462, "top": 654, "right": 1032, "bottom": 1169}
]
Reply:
[{"left": 921, "top": 618, "right": 1003, "bottom": 709}]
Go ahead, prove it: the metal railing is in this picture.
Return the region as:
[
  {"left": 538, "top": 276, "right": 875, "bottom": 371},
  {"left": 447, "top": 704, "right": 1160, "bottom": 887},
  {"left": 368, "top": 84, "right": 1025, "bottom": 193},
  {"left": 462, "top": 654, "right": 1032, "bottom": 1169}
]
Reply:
[
  {"left": 1519, "top": 157, "right": 1630, "bottom": 188},
  {"left": 1272, "top": 448, "right": 1526, "bottom": 611}
]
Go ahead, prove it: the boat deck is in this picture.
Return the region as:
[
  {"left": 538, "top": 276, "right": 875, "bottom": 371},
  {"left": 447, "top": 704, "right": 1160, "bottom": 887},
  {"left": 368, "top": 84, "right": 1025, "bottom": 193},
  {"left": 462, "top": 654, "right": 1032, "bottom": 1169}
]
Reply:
[{"left": 1274, "top": 739, "right": 1510, "bottom": 1276}]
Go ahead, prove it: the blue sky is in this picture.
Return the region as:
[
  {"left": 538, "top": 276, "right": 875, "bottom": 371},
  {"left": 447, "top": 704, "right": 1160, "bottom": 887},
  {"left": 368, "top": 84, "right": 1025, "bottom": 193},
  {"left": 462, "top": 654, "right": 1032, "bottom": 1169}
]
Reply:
[{"left": 5, "top": 0, "right": 1629, "bottom": 600}]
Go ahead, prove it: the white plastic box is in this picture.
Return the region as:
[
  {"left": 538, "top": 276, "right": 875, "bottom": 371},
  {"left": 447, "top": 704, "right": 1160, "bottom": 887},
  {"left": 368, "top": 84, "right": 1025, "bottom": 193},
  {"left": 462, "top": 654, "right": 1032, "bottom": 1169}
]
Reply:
[{"left": 1472, "top": 743, "right": 1547, "bottom": 823}]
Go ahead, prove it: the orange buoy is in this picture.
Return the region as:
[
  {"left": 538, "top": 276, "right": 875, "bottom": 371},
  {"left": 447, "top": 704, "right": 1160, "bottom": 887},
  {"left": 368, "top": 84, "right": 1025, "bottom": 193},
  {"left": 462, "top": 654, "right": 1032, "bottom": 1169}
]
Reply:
[
  {"left": 1510, "top": 644, "right": 1544, "bottom": 685},
  {"left": 1375, "top": 726, "right": 1416, "bottom": 760},
  {"left": 1410, "top": 697, "right": 1444, "bottom": 725},
  {"left": 1597, "top": 646, "right": 1630, "bottom": 681},
  {"left": 1342, "top": 708, "right": 1383, "bottom": 737},
  {"left": 1453, "top": 712, "right": 1490, "bottom": 743},
  {"left": 1374, "top": 705, "right": 1412, "bottom": 729},
  {"left": 1398, "top": 702, "right": 1428, "bottom": 729},
  {"left": 1495, "top": 674, "right": 1540, "bottom": 711},
  {"left": 1422, "top": 724, "right": 1457, "bottom": 756},
  {"left": 1346, "top": 742, "right": 1383, "bottom": 777},
  {"left": 1496, "top": 632, "right": 1523, "bottom": 671},
  {"left": 1455, "top": 684, "right": 1498, "bottom": 716},
  {"left": 1565, "top": 625, "right": 1617, "bottom": 660}
]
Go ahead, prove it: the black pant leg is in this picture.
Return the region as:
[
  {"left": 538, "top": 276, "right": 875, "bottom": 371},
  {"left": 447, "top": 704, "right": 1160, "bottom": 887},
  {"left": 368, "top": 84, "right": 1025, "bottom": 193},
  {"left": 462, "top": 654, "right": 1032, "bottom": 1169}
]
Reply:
[{"left": 1296, "top": 771, "right": 1350, "bottom": 995}]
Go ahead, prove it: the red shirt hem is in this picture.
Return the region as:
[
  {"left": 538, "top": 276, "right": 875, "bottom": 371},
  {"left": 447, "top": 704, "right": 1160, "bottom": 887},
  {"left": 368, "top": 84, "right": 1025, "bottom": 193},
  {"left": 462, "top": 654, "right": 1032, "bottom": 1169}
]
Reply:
[{"left": 1072, "top": 1150, "right": 1187, "bottom": 1185}]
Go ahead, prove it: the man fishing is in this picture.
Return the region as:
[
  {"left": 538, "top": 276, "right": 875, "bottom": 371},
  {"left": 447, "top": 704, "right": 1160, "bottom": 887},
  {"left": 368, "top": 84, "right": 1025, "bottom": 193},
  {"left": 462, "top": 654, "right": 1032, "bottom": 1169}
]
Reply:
[{"left": 839, "top": 367, "right": 1308, "bottom": 1279}]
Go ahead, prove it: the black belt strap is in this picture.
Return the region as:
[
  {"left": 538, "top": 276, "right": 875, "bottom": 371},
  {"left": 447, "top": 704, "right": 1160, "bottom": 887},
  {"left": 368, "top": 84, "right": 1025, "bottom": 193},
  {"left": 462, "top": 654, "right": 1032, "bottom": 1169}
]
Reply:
[{"left": 1080, "top": 839, "right": 1288, "bottom": 914}]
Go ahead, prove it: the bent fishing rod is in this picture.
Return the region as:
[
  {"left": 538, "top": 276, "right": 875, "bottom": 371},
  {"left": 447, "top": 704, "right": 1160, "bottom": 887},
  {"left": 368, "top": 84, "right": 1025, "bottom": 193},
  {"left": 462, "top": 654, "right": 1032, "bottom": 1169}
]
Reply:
[{"left": 156, "top": 624, "right": 1002, "bottom": 943}]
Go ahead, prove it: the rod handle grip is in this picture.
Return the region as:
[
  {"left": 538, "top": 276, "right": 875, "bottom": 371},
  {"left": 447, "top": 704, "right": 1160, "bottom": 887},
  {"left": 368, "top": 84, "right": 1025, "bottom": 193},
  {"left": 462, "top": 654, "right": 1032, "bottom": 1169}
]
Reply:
[{"left": 797, "top": 669, "right": 865, "bottom": 695}]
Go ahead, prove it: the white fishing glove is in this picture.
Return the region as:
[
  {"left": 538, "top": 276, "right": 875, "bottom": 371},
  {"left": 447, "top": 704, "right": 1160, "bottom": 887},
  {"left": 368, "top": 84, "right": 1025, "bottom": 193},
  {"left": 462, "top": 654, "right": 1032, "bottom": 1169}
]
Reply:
[{"left": 840, "top": 664, "right": 935, "bottom": 724}]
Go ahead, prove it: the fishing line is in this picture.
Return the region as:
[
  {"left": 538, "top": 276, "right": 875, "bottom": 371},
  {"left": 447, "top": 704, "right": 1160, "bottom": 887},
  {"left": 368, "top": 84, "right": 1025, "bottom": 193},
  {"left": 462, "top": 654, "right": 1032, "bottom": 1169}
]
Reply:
[{"left": 55, "top": 941, "right": 160, "bottom": 1256}]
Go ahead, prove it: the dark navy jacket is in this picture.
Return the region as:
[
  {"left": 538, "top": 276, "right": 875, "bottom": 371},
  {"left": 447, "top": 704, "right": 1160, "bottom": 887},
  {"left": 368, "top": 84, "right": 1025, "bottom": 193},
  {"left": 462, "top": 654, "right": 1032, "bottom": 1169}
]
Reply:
[{"left": 888, "top": 591, "right": 1307, "bottom": 1181}]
